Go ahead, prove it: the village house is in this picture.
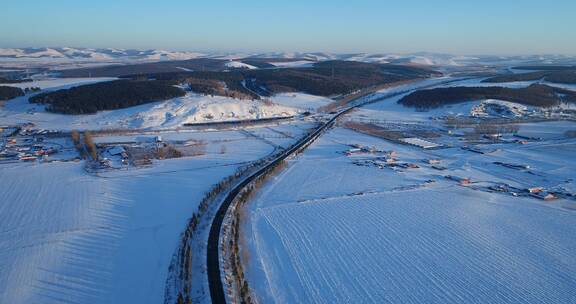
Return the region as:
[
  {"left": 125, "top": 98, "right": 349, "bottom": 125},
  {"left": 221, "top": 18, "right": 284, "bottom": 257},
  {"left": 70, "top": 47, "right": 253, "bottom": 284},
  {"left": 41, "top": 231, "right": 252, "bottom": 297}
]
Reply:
[
  {"left": 446, "top": 175, "right": 471, "bottom": 185},
  {"left": 527, "top": 187, "right": 544, "bottom": 194}
]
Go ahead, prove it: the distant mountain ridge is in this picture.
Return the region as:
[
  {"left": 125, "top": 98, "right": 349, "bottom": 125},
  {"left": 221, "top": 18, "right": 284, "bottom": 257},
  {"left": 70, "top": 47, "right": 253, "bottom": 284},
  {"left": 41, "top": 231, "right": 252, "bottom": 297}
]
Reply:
[
  {"left": 0, "top": 47, "right": 206, "bottom": 61},
  {"left": 1, "top": 47, "right": 575, "bottom": 67}
]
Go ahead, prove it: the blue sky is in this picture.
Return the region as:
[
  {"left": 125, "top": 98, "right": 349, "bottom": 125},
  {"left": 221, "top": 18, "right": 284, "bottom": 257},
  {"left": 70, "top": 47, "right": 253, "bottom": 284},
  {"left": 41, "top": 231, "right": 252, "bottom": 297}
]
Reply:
[{"left": 1, "top": 0, "right": 575, "bottom": 55}]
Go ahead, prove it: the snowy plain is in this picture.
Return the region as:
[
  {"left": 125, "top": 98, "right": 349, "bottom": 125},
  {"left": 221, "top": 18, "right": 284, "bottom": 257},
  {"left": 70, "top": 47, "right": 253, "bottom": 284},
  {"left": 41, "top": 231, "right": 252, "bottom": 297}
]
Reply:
[{"left": 0, "top": 127, "right": 283, "bottom": 303}]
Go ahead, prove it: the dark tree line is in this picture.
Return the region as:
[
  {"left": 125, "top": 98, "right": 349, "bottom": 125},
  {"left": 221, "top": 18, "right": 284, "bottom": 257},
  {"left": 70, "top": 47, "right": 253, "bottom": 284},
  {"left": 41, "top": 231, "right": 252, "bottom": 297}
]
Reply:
[
  {"left": 0, "top": 86, "right": 24, "bottom": 101},
  {"left": 399, "top": 84, "right": 576, "bottom": 109},
  {"left": 483, "top": 69, "right": 576, "bottom": 84},
  {"left": 141, "top": 61, "right": 437, "bottom": 99},
  {"left": 29, "top": 80, "right": 185, "bottom": 114},
  {"left": 242, "top": 61, "right": 438, "bottom": 97},
  {"left": 0, "top": 77, "right": 33, "bottom": 84},
  {"left": 545, "top": 71, "right": 576, "bottom": 84}
]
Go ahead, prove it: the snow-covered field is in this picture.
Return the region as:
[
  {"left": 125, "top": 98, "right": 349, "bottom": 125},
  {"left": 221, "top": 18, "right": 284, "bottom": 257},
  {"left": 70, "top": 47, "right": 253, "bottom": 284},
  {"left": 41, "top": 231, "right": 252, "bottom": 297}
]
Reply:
[
  {"left": 270, "top": 93, "right": 333, "bottom": 111},
  {"left": 242, "top": 124, "right": 576, "bottom": 303},
  {"left": 0, "top": 126, "right": 283, "bottom": 303},
  {"left": 250, "top": 187, "right": 576, "bottom": 303}
]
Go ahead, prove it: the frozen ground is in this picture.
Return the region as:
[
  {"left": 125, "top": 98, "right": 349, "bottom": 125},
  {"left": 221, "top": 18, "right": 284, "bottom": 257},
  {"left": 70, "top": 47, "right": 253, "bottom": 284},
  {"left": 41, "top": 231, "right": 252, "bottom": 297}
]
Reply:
[
  {"left": 242, "top": 126, "right": 576, "bottom": 303},
  {"left": 0, "top": 126, "right": 282, "bottom": 304},
  {"left": 270, "top": 93, "right": 333, "bottom": 111}
]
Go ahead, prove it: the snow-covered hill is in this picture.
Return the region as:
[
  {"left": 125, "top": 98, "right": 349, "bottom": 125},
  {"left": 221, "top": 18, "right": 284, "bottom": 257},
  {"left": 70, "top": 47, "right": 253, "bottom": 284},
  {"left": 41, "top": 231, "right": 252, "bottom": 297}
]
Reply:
[
  {"left": 224, "top": 61, "right": 257, "bottom": 69},
  {"left": 0, "top": 77, "right": 299, "bottom": 130},
  {"left": 126, "top": 94, "right": 297, "bottom": 128},
  {"left": 0, "top": 47, "right": 205, "bottom": 61}
]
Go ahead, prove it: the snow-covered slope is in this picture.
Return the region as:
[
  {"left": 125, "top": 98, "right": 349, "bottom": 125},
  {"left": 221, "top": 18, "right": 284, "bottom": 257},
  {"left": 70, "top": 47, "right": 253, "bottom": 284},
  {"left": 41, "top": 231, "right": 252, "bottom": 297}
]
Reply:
[{"left": 127, "top": 94, "right": 297, "bottom": 128}]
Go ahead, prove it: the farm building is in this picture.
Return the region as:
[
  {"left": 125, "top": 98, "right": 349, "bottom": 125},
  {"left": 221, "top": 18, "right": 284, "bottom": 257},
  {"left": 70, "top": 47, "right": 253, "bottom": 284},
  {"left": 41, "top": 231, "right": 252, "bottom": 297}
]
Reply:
[
  {"left": 108, "top": 146, "right": 126, "bottom": 156},
  {"left": 530, "top": 192, "right": 557, "bottom": 201},
  {"left": 527, "top": 187, "right": 544, "bottom": 194},
  {"left": 446, "top": 175, "right": 471, "bottom": 185},
  {"left": 399, "top": 137, "right": 442, "bottom": 149}
]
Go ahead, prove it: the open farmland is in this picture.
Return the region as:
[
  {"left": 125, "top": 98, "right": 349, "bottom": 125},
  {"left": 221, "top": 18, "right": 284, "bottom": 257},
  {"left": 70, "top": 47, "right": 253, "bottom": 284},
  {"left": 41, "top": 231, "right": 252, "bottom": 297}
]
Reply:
[
  {"left": 241, "top": 119, "right": 576, "bottom": 304},
  {"left": 251, "top": 188, "right": 576, "bottom": 303}
]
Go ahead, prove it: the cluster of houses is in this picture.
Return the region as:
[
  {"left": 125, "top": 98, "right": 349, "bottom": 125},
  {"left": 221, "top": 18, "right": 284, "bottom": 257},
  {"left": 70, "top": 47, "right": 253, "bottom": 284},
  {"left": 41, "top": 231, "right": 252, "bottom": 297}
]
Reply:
[
  {"left": 0, "top": 137, "right": 58, "bottom": 162},
  {"left": 97, "top": 145, "right": 129, "bottom": 168},
  {"left": 488, "top": 184, "right": 559, "bottom": 201},
  {"left": 19, "top": 128, "right": 60, "bottom": 136},
  {"left": 346, "top": 145, "right": 451, "bottom": 173},
  {"left": 348, "top": 147, "right": 430, "bottom": 171},
  {"left": 470, "top": 101, "right": 531, "bottom": 119},
  {"left": 343, "top": 144, "right": 387, "bottom": 156},
  {"left": 445, "top": 177, "right": 563, "bottom": 201},
  {"left": 468, "top": 100, "right": 576, "bottom": 120}
]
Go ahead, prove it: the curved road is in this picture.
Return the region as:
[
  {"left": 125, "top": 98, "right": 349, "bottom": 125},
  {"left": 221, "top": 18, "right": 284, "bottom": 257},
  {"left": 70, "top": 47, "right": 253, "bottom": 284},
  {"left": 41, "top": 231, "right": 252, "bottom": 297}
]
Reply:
[{"left": 206, "top": 77, "right": 468, "bottom": 303}]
